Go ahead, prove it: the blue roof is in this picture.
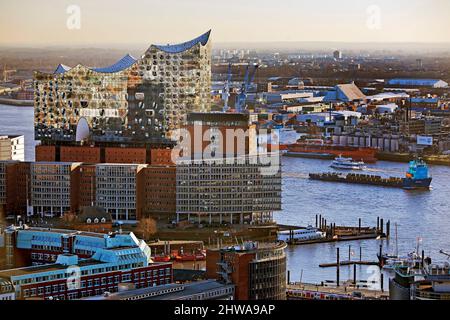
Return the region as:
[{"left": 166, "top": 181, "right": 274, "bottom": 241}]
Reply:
[
  {"left": 388, "top": 79, "right": 444, "bottom": 85},
  {"left": 152, "top": 30, "right": 211, "bottom": 53},
  {"left": 54, "top": 64, "right": 72, "bottom": 74},
  {"left": 91, "top": 54, "right": 137, "bottom": 73},
  {"left": 52, "top": 54, "right": 137, "bottom": 75}
]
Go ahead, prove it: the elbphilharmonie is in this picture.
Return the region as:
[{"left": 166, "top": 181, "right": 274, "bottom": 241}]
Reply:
[{"left": 34, "top": 30, "right": 212, "bottom": 143}]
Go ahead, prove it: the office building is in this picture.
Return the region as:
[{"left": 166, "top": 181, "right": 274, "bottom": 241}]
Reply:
[
  {"left": 176, "top": 155, "right": 282, "bottom": 225},
  {"left": 0, "top": 135, "right": 24, "bottom": 161},
  {"left": 206, "top": 241, "right": 287, "bottom": 300},
  {"left": 0, "top": 226, "right": 172, "bottom": 300},
  {"left": 181, "top": 112, "right": 257, "bottom": 159},
  {"left": 83, "top": 279, "right": 234, "bottom": 300},
  {"left": 95, "top": 164, "right": 146, "bottom": 221},
  {"left": 0, "top": 161, "right": 31, "bottom": 218},
  {"left": 30, "top": 162, "right": 80, "bottom": 217}
]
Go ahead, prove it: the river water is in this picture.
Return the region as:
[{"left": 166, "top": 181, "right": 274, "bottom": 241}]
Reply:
[{"left": 1, "top": 104, "right": 449, "bottom": 289}]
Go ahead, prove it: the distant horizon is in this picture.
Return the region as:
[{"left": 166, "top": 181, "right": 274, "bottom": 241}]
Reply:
[
  {"left": 1, "top": 40, "right": 450, "bottom": 52},
  {"left": 1, "top": 0, "right": 450, "bottom": 47}
]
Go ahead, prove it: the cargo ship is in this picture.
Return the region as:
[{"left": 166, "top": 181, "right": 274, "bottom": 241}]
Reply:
[
  {"left": 309, "top": 159, "right": 432, "bottom": 190},
  {"left": 402, "top": 158, "right": 432, "bottom": 190},
  {"left": 285, "top": 139, "right": 377, "bottom": 163}
]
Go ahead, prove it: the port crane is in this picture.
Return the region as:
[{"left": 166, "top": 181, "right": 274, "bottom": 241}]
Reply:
[
  {"left": 222, "top": 63, "right": 232, "bottom": 112},
  {"left": 235, "top": 63, "right": 258, "bottom": 113},
  {"left": 2, "top": 65, "right": 16, "bottom": 82}
]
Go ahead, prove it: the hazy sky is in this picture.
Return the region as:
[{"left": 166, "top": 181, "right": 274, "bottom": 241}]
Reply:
[{"left": 1, "top": 0, "right": 449, "bottom": 46}]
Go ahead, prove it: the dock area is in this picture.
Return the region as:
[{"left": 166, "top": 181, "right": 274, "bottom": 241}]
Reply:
[
  {"left": 287, "top": 282, "right": 388, "bottom": 300},
  {"left": 278, "top": 215, "right": 389, "bottom": 245},
  {"left": 319, "top": 260, "right": 378, "bottom": 268}
]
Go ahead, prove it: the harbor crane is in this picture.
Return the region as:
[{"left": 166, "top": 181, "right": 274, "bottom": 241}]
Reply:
[
  {"left": 3, "top": 65, "right": 16, "bottom": 82},
  {"left": 235, "top": 63, "right": 258, "bottom": 113},
  {"left": 222, "top": 63, "right": 232, "bottom": 112}
]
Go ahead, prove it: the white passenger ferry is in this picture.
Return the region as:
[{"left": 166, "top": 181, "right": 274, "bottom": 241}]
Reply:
[
  {"left": 330, "top": 156, "right": 366, "bottom": 170},
  {"left": 278, "top": 226, "right": 326, "bottom": 242}
]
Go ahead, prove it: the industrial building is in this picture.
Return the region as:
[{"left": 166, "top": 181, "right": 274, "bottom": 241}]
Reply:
[
  {"left": 206, "top": 241, "right": 287, "bottom": 300},
  {"left": 387, "top": 79, "right": 448, "bottom": 88},
  {"left": 0, "top": 226, "right": 172, "bottom": 300},
  {"left": 324, "top": 83, "right": 366, "bottom": 103}
]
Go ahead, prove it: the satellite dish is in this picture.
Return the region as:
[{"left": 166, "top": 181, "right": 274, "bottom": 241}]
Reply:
[{"left": 75, "top": 117, "right": 90, "bottom": 141}]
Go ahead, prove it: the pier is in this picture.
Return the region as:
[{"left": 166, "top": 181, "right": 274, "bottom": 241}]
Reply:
[{"left": 278, "top": 215, "right": 389, "bottom": 245}]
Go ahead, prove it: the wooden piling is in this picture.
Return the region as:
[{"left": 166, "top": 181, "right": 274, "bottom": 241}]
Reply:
[
  {"left": 358, "top": 218, "right": 361, "bottom": 234},
  {"left": 386, "top": 220, "right": 390, "bottom": 238},
  {"left": 336, "top": 247, "right": 340, "bottom": 287},
  {"left": 380, "top": 218, "right": 384, "bottom": 235},
  {"left": 353, "top": 264, "right": 357, "bottom": 285}
]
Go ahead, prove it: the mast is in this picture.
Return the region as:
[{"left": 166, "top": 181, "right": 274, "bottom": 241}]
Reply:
[{"left": 395, "top": 223, "right": 398, "bottom": 257}]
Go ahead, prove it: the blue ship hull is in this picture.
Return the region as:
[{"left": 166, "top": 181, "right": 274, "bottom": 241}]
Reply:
[{"left": 402, "top": 177, "right": 432, "bottom": 190}]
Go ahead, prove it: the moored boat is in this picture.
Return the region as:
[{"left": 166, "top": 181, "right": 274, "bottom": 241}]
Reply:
[
  {"left": 286, "top": 139, "right": 377, "bottom": 163},
  {"left": 278, "top": 225, "right": 326, "bottom": 242}
]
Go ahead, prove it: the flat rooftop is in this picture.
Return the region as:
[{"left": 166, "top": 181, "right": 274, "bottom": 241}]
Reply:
[
  {"left": 83, "top": 280, "right": 230, "bottom": 300},
  {"left": 0, "top": 259, "right": 102, "bottom": 279},
  {"left": 15, "top": 226, "right": 107, "bottom": 239}
]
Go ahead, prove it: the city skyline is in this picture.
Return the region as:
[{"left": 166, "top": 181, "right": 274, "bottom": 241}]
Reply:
[{"left": 1, "top": 0, "right": 450, "bottom": 46}]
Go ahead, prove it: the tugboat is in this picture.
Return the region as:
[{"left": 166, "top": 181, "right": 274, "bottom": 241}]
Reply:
[
  {"left": 402, "top": 158, "right": 432, "bottom": 190},
  {"left": 330, "top": 155, "right": 367, "bottom": 171}
]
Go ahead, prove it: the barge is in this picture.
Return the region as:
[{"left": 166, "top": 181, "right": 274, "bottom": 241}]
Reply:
[{"left": 310, "top": 159, "right": 432, "bottom": 190}]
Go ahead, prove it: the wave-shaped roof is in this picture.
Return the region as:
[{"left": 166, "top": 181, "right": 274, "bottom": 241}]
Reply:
[
  {"left": 91, "top": 54, "right": 137, "bottom": 73},
  {"left": 52, "top": 54, "right": 137, "bottom": 75},
  {"left": 54, "top": 64, "right": 72, "bottom": 74},
  {"left": 47, "top": 30, "right": 211, "bottom": 75},
  {"left": 152, "top": 30, "right": 211, "bottom": 53}
]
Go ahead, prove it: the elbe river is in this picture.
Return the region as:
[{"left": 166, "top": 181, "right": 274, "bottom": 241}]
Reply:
[{"left": 1, "top": 104, "right": 449, "bottom": 288}]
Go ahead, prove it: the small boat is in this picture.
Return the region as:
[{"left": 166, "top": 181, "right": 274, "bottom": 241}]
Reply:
[
  {"left": 152, "top": 255, "right": 171, "bottom": 262},
  {"left": 330, "top": 156, "right": 367, "bottom": 170},
  {"left": 175, "top": 253, "right": 206, "bottom": 262}
]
